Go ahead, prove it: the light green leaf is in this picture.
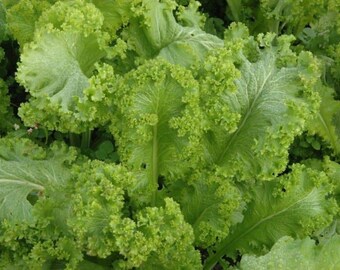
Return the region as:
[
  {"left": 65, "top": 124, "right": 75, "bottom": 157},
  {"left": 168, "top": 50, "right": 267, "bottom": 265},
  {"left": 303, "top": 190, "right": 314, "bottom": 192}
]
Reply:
[
  {"left": 168, "top": 171, "right": 243, "bottom": 247},
  {"left": 200, "top": 33, "right": 320, "bottom": 180},
  {"left": 36, "top": 0, "right": 104, "bottom": 37},
  {"left": 158, "top": 27, "right": 223, "bottom": 66},
  {"left": 239, "top": 235, "right": 340, "bottom": 270},
  {"left": 91, "top": 0, "right": 135, "bottom": 35},
  {"left": 110, "top": 59, "right": 202, "bottom": 205},
  {"left": 0, "top": 138, "right": 76, "bottom": 223},
  {"left": 123, "top": 0, "right": 223, "bottom": 66},
  {"left": 175, "top": 0, "right": 205, "bottom": 28},
  {"left": 308, "top": 85, "right": 340, "bottom": 154},
  {"left": 302, "top": 157, "right": 340, "bottom": 206},
  {"left": 18, "top": 31, "right": 104, "bottom": 107},
  {"left": 69, "top": 161, "right": 201, "bottom": 269},
  {"left": 204, "top": 164, "right": 338, "bottom": 268},
  {"left": 17, "top": 30, "right": 106, "bottom": 132},
  {"left": 6, "top": 0, "right": 55, "bottom": 45}
]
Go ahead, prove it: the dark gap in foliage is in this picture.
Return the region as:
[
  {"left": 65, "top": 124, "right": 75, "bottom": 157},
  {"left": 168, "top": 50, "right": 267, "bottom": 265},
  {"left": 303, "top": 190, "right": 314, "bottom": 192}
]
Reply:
[
  {"left": 123, "top": 191, "right": 134, "bottom": 218},
  {"left": 0, "top": 39, "right": 19, "bottom": 77},
  {"left": 27, "top": 191, "right": 40, "bottom": 205},
  {"left": 276, "top": 166, "right": 291, "bottom": 177},
  {"left": 289, "top": 132, "right": 333, "bottom": 164},
  {"left": 198, "top": 247, "right": 209, "bottom": 264},
  {"left": 57, "top": 128, "right": 119, "bottom": 162},
  {"left": 1, "top": 39, "right": 27, "bottom": 115},
  {"left": 198, "top": 0, "right": 228, "bottom": 25},
  {"left": 83, "top": 251, "right": 121, "bottom": 267},
  {"left": 43, "top": 260, "right": 67, "bottom": 269},
  {"left": 158, "top": 175, "right": 166, "bottom": 190}
]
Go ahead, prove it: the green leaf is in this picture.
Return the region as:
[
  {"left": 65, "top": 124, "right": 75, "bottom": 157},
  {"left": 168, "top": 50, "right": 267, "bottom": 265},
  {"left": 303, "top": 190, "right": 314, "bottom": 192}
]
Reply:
[
  {"left": 303, "top": 157, "right": 340, "bottom": 208},
  {"left": 199, "top": 32, "right": 320, "bottom": 180},
  {"left": 6, "top": 0, "right": 55, "bottom": 45},
  {"left": 69, "top": 161, "right": 201, "bottom": 269},
  {"left": 35, "top": 0, "right": 104, "bottom": 37},
  {"left": 308, "top": 85, "right": 340, "bottom": 154},
  {"left": 168, "top": 171, "right": 243, "bottom": 247},
  {"left": 239, "top": 235, "right": 340, "bottom": 270},
  {"left": 0, "top": 2, "right": 8, "bottom": 41},
  {"left": 123, "top": 0, "right": 223, "bottom": 66},
  {"left": 18, "top": 31, "right": 104, "bottom": 107},
  {"left": 110, "top": 59, "right": 203, "bottom": 205},
  {"left": 0, "top": 137, "right": 77, "bottom": 223},
  {"left": 91, "top": 0, "right": 135, "bottom": 35},
  {"left": 17, "top": 30, "right": 106, "bottom": 132},
  {"left": 176, "top": 0, "right": 205, "bottom": 28},
  {"left": 204, "top": 164, "right": 338, "bottom": 268},
  {"left": 95, "top": 140, "right": 115, "bottom": 160}
]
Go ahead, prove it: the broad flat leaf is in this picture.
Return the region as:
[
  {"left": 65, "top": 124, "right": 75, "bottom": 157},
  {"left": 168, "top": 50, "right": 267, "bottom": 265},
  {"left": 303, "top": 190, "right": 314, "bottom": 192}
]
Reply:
[
  {"left": 200, "top": 42, "right": 319, "bottom": 180},
  {"left": 239, "top": 235, "right": 340, "bottom": 270},
  {"left": 0, "top": 138, "right": 74, "bottom": 223},
  {"left": 123, "top": 0, "right": 223, "bottom": 66},
  {"left": 158, "top": 27, "right": 224, "bottom": 66},
  {"left": 17, "top": 30, "right": 105, "bottom": 132},
  {"left": 17, "top": 31, "right": 105, "bottom": 109},
  {"left": 204, "top": 164, "right": 338, "bottom": 267}
]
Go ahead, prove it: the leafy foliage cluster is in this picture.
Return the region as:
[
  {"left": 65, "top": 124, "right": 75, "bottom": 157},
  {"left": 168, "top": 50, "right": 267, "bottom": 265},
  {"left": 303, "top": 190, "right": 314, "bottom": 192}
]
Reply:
[{"left": 0, "top": 0, "right": 339, "bottom": 269}]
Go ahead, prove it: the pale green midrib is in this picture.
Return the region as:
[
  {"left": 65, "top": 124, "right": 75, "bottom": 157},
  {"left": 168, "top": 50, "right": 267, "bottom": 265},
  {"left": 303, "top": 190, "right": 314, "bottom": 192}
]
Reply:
[
  {"left": 216, "top": 68, "right": 273, "bottom": 165},
  {"left": 0, "top": 179, "right": 45, "bottom": 192},
  {"left": 151, "top": 124, "right": 158, "bottom": 206},
  {"left": 205, "top": 188, "right": 317, "bottom": 269},
  {"left": 1, "top": 163, "right": 58, "bottom": 185},
  {"left": 317, "top": 113, "right": 339, "bottom": 153},
  {"left": 151, "top": 89, "right": 160, "bottom": 206}
]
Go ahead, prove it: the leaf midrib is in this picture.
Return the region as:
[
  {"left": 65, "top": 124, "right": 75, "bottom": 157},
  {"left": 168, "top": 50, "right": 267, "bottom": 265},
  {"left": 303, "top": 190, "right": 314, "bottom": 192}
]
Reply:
[
  {"left": 204, "top": 188, "right": 317, "bottom": 269},
  {"left": 224, "top": 188, "right": 317, "bottom": 249},
  {"left": 217, "top": 66, "right": 273, "bottom": 165},
  {"left": 0, "top": 179, "right": 45, "bottom": 192}
]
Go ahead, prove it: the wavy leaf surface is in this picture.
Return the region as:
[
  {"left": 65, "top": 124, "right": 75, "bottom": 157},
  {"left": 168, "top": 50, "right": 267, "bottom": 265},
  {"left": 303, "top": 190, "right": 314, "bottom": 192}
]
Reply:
[
  {"left": 200, "top": 35, "right": 319, "bottom": 180},
  {"left": 204, "top": 164, "right": 338, "bottom": 269},
  {"left": 0, "top": 138, "right": 76, "bottom": 223},
  {"left": 110, "top": 59, "right": 202, "bottom": 204},
  {"left": 239, "top": 235, "right": 340, "bottom": 270}
]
